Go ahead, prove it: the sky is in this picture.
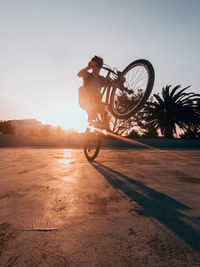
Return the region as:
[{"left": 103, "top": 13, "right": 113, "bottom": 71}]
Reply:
[{"left": 0, "top": 0, "right": 200, "bottom": 131}]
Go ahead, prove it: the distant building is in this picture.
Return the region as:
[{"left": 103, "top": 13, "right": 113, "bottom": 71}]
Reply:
[{"left": 8, "top": 119, "right": 42, "bottom": 136}]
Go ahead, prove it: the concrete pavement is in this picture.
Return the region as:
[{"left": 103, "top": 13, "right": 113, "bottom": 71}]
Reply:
[{"left": 0, "top": 148, "right": 200, "bottom": 266}]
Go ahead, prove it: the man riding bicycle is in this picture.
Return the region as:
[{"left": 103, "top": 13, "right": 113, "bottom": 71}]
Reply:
[{"left": 78, "top": 56, "right": 109, "bottom": 128}]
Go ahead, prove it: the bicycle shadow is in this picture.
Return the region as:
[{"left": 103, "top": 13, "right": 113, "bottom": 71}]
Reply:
[{"left": 91, "top": 161, "right": 200, "bottom": 252}]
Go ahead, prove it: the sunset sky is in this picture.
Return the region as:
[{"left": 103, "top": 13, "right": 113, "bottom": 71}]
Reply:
[{"left": 0, "top": 0, "right": 199, "bottom": 131}]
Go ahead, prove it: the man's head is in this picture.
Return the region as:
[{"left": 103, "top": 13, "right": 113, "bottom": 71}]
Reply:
[{"left": 91, "top": 56, "right": 104, "bottom": 69}]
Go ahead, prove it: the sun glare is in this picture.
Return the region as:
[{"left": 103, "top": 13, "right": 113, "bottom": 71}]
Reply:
[{"left": 40, "top": 102, "right": 87, "bottom": 132}]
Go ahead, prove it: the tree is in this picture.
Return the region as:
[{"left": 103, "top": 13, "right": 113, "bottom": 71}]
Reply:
[
  {"left": 180, "top": 122, "right": 200, "bottom": 139},
  {"left": 180, "top": 99, "right": 200, "bottom": 139},
  {"left": 0, "top": 121, "right": 15, "bottom": 135},
  {"left": 142, "top": 85, "right": 200, "bottom": 138},
  {"left": 108, "top": 113, "right": 138, "bottom": 136},
  {"left": 107, "top": 89, "right": 144, "bottom": 137}
]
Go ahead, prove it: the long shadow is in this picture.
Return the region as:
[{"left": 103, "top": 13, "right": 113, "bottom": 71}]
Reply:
[{"left": 91, "top": 161, "right": 200, "bottom": 252}]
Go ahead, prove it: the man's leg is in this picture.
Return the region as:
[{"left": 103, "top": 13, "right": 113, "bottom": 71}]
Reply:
[
  {"left": 86, "top": 98, "right": 97, "bottom": 123},
  {"left": 87, "top": 111, "right": 96, "bottom": 123},
  {"left": 97, "top": 102, "right": 110, "bottom": 131}
]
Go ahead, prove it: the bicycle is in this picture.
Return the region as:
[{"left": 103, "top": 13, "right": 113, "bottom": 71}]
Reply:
[{"left": 83, "top": 59, "right": 155, "bottom": 161}]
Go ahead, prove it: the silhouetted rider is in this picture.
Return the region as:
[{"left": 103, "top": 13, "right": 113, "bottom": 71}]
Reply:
[{"left": 78, "top": 56, "right": 106, "bottom": 123}]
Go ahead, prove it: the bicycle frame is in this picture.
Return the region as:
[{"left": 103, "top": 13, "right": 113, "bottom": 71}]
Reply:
[{"left": 100, "top": 66, "right": 118, "bottom": 107}]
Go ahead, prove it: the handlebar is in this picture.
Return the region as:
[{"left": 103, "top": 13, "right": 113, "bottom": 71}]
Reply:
[
  {"left": 102, "top": 66, "right": 131, "bottom": 93},
  {"left": 101, "top": 66, "right": 117, "bottom": 75}
]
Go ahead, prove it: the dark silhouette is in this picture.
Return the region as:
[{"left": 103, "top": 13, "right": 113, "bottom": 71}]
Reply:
[
  {"left": 180, "top": 99, "right": 200, "bottom": 139},
  {"left": 108, "top": 114, "right": 140, "bottom": 136},
  {"left": 142, "top": 85, "right": 200, "bottom": 138},
  {"left": 78, "top": 56, "right": 107, "bottom": 124},
  {"left": 91, "top": 161, "right": 200, "bottom": 252},
  {"left": 108, "top": 89, "right": 146, "bottom": 137},
  {"left": 0, "top": 121, "right": 15, "bottom": 135}
]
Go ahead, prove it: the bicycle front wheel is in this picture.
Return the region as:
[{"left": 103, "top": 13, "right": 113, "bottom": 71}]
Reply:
[
  {"left": 83, "top": 127, "right": 101, "bottom": 161},
  {"left": 110, "top": 59, "right": 155, "bottom": 119}
]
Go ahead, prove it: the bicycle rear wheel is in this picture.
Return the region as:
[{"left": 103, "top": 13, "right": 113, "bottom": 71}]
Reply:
[
  {"left": 110, "top": 59, "right": 155, "bottom": 119},
  {"left": 83, "top": 127, "right": 101, "bottom": 161}
]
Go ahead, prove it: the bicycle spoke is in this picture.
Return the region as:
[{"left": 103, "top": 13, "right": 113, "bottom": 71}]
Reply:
[{"left": 110, "top": 59, "right": 154, "bottom": 118}]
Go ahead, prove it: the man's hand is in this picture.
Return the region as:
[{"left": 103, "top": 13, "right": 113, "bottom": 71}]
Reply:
[{"left": 78, "top": 64, "right": 91, "bottom": 78}]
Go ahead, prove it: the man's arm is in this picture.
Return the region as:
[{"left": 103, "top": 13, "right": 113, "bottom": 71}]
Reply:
[{"left": 77, "top": 64, "right": 91, "bottom": 78}]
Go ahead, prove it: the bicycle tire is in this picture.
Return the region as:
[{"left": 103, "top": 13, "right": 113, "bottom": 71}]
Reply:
[
  {"left": 83, "top": 127, "right": 101, "bottom": 161},
  {"left": 109, "top": 59, "right": 155, "bottom": 119}
]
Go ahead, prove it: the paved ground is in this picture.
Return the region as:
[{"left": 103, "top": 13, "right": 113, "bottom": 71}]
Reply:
[{"left": 0, "top": 148, "right": 200, "bottom": 266}]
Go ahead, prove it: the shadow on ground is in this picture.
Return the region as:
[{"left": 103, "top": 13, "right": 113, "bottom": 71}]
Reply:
[{"left": 91, "top": 161, "right": 200, "bottom": 252}]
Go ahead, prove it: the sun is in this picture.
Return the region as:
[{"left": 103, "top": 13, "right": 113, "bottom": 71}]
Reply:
[{"left": 40, "top": 102, "right": 88, "bottom": 132}]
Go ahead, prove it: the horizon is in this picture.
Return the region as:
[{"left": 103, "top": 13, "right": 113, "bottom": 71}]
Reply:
[
  {"left": 1, "top": 0, "right": 200, "bottom": 131},
  {"left": 0, "top": 117, "right": 83, "bottom": 133}
]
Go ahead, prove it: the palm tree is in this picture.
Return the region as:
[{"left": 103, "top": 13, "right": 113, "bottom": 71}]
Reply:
[
  {"left": 180, "top": 99, "right": 200, "bottom": 138},
  {"left": 108, "top": 112, "right": 140, "bottom": 136},
  {"left": 142, "top": 85, "right": 200, "bottom": 138}
]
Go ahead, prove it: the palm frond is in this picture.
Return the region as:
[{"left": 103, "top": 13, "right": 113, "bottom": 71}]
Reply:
[
  {"left": 141, "top": 85, "right": 199, "bottom": 138},
  {"left": 169, "top": 85, "right": 181, "bottom": 98}
]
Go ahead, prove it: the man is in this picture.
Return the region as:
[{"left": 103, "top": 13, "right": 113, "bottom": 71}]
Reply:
[{"left": 78, "top": 55, "right": 107, "bottom": 125}]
